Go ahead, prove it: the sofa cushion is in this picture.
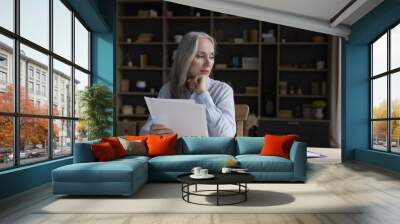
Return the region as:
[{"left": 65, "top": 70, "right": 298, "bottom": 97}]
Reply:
[
  {"left": 118, "top": 137, "right": 147, "bottom": 156},
  {"left": 148, "top": 154, "right": 235, "bottom": 172},
  {"left": 260, "top": 134, "right": 297, "bottom": 159},
  {"left": 178, "top": 137, "right": 235, "bottom": 155},
  {"left": 53, "top": 158, "right": 148, "bottom": 183},
  {"left": 235, "top": 137, "right": 263, "bottom": 155},
  {"left": 73, "top": 139, "right": 100, "bottom": 163},
  {"left": 101, "top": 137, "right": 127, "bottom": 158},
  {"left": 236, "top": 155, "right": 293, "bottom": 172},
  {"left": 124, "top": 135, "right": 148, "bottom": 141},
  {"left": 91, "top": 142, "right": 118, "bottom": 161},
  {"left": 147, "top": 134, "right": 177, "bottom": 157}
]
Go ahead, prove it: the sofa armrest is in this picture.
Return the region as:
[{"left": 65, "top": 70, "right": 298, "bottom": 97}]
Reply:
[
  {"left": 73, "top": 140, "right": 100, "bottom": 163},
  {"left": 289, "top": 141, "right": 307, "bottom": 181}
]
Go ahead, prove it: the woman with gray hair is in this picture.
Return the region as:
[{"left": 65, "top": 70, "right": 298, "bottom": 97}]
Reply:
[{"left": 140, "top": 31, "right": 236, "bottom": 137}]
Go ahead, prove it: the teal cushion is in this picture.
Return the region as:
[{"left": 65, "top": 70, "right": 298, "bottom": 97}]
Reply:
[
  {"left": 73, "top": 139, "right": 101, "bottom": 163},
  {"left": 235, "top": 137, "right": 264, "bottom": 155},
  {"left": 178, "top": 137, "right": 235, "bottom": 155},
  {"left": 149, "top": 154, "right": 235, "bottom": 172},
  {"left": 53, "top": 159, "right": 147, "bottom": 183},
  {"left": 117, "top": 155, "right": 150, "bottom": 163},
  {"left": 236, "top": 155, "right": 293, "bottom": 172}
]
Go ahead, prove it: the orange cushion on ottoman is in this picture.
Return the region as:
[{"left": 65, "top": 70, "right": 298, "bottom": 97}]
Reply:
[
  {"left": 101, "top": 137, "right": 126, "bottom": 158},
  {"left": 146, "top": 134, "right": 177, "bottom": 157},
  {"left": 260, "top": 134, "right": 297, "bottom": 159},
  {"left": 91, "top": 142, "right": 117, "bottom": 161},
  {"left": 124, "top": 135, "right": 148, "bottom": 141}
]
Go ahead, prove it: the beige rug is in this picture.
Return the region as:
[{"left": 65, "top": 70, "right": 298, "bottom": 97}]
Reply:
[{"left": 38, "top": 183, "right": 361, "bottom": 214}]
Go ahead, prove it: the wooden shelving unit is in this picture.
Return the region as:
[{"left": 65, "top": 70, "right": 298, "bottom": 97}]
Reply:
[{"left": 116, "top": 0, "right": 332, "bottom": 146}]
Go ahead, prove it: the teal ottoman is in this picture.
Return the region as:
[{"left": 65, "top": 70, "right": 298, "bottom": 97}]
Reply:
[{"left": 52, "top": 156, "right": 148, "bottom": 196}]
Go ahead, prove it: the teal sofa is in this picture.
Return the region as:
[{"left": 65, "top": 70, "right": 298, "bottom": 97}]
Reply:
[{"left": 52, "top": 137, "right": 307, "bottom": 196}]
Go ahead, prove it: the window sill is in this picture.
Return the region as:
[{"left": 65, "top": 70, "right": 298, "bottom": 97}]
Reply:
[{"left": 0, "top": 156, "right": 72, "bottom": 175}]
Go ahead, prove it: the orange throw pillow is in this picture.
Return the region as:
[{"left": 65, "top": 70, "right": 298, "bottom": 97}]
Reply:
[
  {"left": 146, "top": 134, "right": 177, "bottom": 157},
  {"left": 124, "top": 135, "right": 148, "bottom": 141},
  {"left": 101, "top": 137, "right": 126, "bottom": 158},
  {"left": 260, "top": 134, "right": 297, "bottom": 159},
  {"left": 91, "top": 142, "right": 117, "bottom": 161}
]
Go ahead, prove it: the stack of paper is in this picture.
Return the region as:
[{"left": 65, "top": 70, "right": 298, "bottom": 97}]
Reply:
[{"left": 144, "top": 97, "right": 209, "bottom": 137}]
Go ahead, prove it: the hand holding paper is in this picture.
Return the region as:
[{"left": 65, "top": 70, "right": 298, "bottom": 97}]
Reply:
[{"left": 144, "top": 97, "right": 209, "bottom": 137}]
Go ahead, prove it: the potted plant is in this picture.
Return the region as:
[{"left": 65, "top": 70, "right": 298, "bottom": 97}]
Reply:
[
  {"left": 312, "top": 100, "right": 327, "bottom": 119},
  {"left": 79, "top": 84, "right": 114, "bottom": 140}
]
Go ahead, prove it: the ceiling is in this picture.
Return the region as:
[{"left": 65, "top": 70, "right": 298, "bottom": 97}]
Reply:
[
  {"left": 226, "top": 0, "right": 352, "bottom": 23},
  {"left": 166, "top": 0, "right": 384, "bottom": 38}
]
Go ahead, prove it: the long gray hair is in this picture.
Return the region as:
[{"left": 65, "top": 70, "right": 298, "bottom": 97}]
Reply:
[{"left": 169, "top": 32, "right": 215, "bottom": 99}]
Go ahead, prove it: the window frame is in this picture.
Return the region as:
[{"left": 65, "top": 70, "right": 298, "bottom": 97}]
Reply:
[
  {"left": 0, "top": 0, "right": 92, "bottom": 171},
  {"left": 370, "top": 20, "right": 400, "bottom": 154}
]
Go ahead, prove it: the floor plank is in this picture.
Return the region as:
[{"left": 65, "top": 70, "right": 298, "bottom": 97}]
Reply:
[{"left": 1, "top": 148, "right": 400, "bottom": 224}]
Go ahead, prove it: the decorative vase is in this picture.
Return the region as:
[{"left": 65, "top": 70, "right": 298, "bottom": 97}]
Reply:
[{"left": 314, "top": 108, "right": 324, "bottom": 119}]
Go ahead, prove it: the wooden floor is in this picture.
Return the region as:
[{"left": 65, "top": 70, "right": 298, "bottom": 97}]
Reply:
[{"left": 1, "top": 149, "right": 400, "bottom": 224}]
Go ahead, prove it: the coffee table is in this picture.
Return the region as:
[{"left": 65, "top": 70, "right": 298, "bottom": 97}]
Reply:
[{"left": 177, "top": 172, "right": 255, "bottom": 206}]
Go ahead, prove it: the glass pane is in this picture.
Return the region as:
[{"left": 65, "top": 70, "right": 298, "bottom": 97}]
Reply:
[
  {"left": 53, "top": 0, "right": 72, "bottom": 60},
  {"left": 0, "top": 116, "right": 14, "bottom": 170},
  {"left": 53, "top": 119, "right": 72, "bottom": 158},
  {"left": 0, "top": 34, "right": 14, "bottom": 112},
  {"left": 372, "top": 33, "right": 387, "bottom": 76},
  {"left": 75, "top": 120, "right": 88, "bottom": 143},
  {"left": 372, "top": 121, "right": 388, "bottom": 151},
  {"left": 74, "top": 17, "right": 89, "bottom": 70},
  {"left": 391, "top": 120, "right": 400, "bottom": 153},
  {"left": 20, "top": 0, "right": 49, "bottom": 49},
  {"left": 20, "top": 44, "right": 49, "bottom": 115},
  {"left": 0, "top": 0, "right": 14, "bottom": 31},
  {"left": 20, "top": 117, "right": 49, "bottom": 165},
  {"left": 53, "top": 59, "right": 72, "bottom": 117},
  {"left": 391, "top": 72, "right": 400, "bottom": 118},
  {"left": 391, "top": 24, "right": 400, "bottom": 70},
  {"left": 372, "top": 76, "right": 387, "bottom": 119},
  {"left": 74, "top": 69, "right": 89, "bottom": 118}
]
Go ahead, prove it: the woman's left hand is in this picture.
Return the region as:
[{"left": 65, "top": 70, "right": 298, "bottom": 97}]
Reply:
[{"left": 192, "top": 75, "right": 208, "bottom": 94}]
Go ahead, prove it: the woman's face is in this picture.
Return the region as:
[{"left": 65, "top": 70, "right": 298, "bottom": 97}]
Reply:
[{"left": 188, "top": 37, "right": 215, "bottom": 79}]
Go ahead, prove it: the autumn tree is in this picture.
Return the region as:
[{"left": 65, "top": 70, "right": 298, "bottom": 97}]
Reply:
[
  {"left": 372, "top": 99, "right": 400, "bottom": 143},
  {"left": 0, "top": 84, "right": 60, "bottom": 152}
]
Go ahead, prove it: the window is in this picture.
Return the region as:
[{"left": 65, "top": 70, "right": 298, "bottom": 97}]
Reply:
[
  {"left": 28, "top": 81, "right": 34, "bottom": 94},
  {"left": 74, "top": 17, "right": 90, "bottom": 70},
  {"left": 20, "top": 0, "right": 49, "bottom": 49},
  {"left": 53, "top": 59, "right": 72, "bottom": 117},
  {"left": 53, "top": 0, "right": 72, "bottom": 60},
  {"left": 41, "top": 73, "right": 46, "bottom": 83},
  {"left": 28, "top": 67, "right": 34, "bottom": 80},
  {"left": 371, "top": 23, "right": 400, "bottom": 154},
  {"left": 0, "top": 0, "right": 91, "bottom": 170},
  {"left": 0, "top": 55, "right": 7, "bottom": 67},
  {"left": 0, "top": 71, "right": 6, "bottom": 85},
  {"left": 0, "top": 0, "right": 14, "bottom": 32},
  {"left": 0, "top": 54, "right": 7, "bottom": 88},
  {"left": 36, "top": 84, "right": 40, "bottom": 95},
  {"left": 35, "top": 70, "right": 41, "bottom": 81},
  {"left": 0, "top": 36, "right": 13, "bottom": 103},
  {"left": 42, "top": 85, "right": 46, "bottom": 97}
]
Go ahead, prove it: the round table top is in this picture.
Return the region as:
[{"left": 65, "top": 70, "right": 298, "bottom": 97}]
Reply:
[{"left": 177, "top": 172, "right": 255, "bottom": 185}]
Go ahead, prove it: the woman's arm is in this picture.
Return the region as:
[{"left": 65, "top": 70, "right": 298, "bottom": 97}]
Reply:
[{"left": 191, "top": 83, "right": 236, "bottom": 137}]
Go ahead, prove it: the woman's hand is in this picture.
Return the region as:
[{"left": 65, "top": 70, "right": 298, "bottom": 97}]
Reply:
[
  {"left": 149, "top": 124, "right": 174, "bottom": 135},
  {"left": 187, "top": 75, "right": 208, "bottom": 94}
]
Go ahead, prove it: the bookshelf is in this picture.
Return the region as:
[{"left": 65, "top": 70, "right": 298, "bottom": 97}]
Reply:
[{"left": 116, "top": 0, "right": 332, "bottom": 146}]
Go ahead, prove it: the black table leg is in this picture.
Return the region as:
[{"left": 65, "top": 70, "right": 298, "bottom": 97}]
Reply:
[
  {"left": 217, "top": 184, "right": 219, "bottom": 206},
  {"left": 245, "top": 183, "right": 247, "bottom": 201}
]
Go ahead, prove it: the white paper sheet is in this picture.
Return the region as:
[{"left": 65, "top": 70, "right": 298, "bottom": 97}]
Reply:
[{"left": 144, "top": 97, "right": 208, "bottom": 137}]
